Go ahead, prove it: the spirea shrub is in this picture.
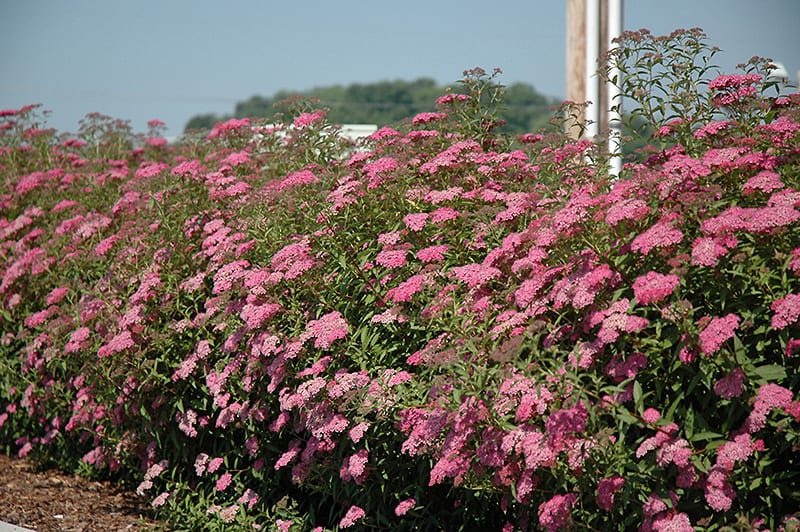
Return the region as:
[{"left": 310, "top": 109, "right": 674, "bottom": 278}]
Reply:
[{"left": 1, "top": 30, "right": 799, "bottom": 530}]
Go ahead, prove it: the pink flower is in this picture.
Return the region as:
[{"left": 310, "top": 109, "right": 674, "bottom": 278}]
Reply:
[
  {"left": 97, "top": 331, "right": 135, "bottom": 358},
  {"left": 394, "top": 498, "right": 416, "bottom": 516},
  {"left": 219, "top": 150, "right": 249, "bottom": 167},
  {"left": 708, "top": 73, "right": 761, "bottom": 91},
  {"left": 212, "top": 260, "right": 250, "bottom": 294},
  {"left": 303, "top": 311, "right": 349, "bottom": 349},
  {"left": 633, "top": 272, "right": 680, "bottom": 305},
  {"left": 436, "top": 93, "right": 468, "bottom": 105},
  {"left": 428, "top": 452, "right": 470, "bottom": 486},
  {"left": 237, "top": 489, "right": 259, "bottom": 509},
  {"left": 716, "top": 434, "right": 755, "bottom": 470},
  {"left": 275, "top": 441, "right": 302, "bottom": 469},
  {"left": 691, "top": 236, "right": 737, "bottom": 267},
  {"left": 377, "top": 231, "right": 403, "bottom": 247},
  {"left": 24, "top": 307, "right": 56, "bottom": 328},
  {"left": 208, "top": 117, "right": 250, "bottom": 138},
  {"left": 194, "top": 453, "right": 210, "bottom": 476},
  {"left": 349, "top": 422, "right": 370, "bottom": 443},
  {"left": 701, "top": 205, "right": 800, "bottom": 235},
  {"left": 218, "top": 504, "right": 238, "bottom": 523},
  {"left": 642, "top": 493, "right": 667, "bottom": 518},
  {"left": 45, "top": 286, "right": 69, "bottom": 305},
  {"left": 293, "top": 111, "right": 325, "bottom": 128},
  {"left": 424, "top": 187, "right": 463, "bottom": 204},
  {"left": 278, "top": 169, "right": 319, "bottom": 191},
  {"left": 403, "top": 213, "right": 429, "bottom": 231},
  {"left": 171, "top": 159, "right": 204, "bottom": 177},
  {"left": 451, "top": 263, "right": 502, "bottom": 289},
  {"left": 519, "top": 133, "right": 544, "bottom": 143},
  {"left": 177, "top": 409, "right": 198, "bottom": 437},
  {"left": 642, "top": 408, "right": 661, "bottom": 424},
  {"left": 631, "top": 222, "right": 683, "bottom": 255},
  {"left": 215, "top": 472, "right": 232, "bottom": 491},
  {"left": 363, "top": 157, "right": 398, "bottom": 189},
  {"left": 369, "top": 127, "right": 401, "bottom": 141},
  {"left": 605, "top": 198, "right": 650, "bottom": 226},
  {"left": 430, "top": 207, "right": 461, "bottom": 224},
  {"left": 786, "top": 338, "right": 800, "bottom": 357},
  {"left": 416, "top": 245, "right": 449, "bottom": 263},
  {"left": 407, "top": 129, "right": 439, "bottom": 140},
  {"left": 370, "top": 307, "right": 408, "bottom": 324},
  {"left": 151, "top": 491, "right": 170, "bottom": 508},
  {"left": 652, "top": 512, "right": 693, "bottom": 531},
  {"left": 339, "top": 505, "right": 366, "bottom": 528},
  {"left": 596, "top": 476, "right": 625, "bottom": 512},
  {"left": 698, "top": 314, "right": 740, "bottom": 355},
  {"left": 412, "top": 111, "right": 447, "bottom": 124},
  {"left": 714, "top": 368, "right": 745, "bottom": 399},
  {"left": 546, "top": 403, "right": 587, "bottom": 443},
  {"left": 375, "top": 249, "right": 408, "bottom": 269},
  {"left": 709, "top": 74, "right": 761, "bottom": 107},
  {"left": 550, "top": 264, "right": 618, "bottom": 311},
  {"left": 788, "top": 248, "right": 800, "bottom": 274},
  {"left": 240, "top": 303, "right": 282, "bottom": 330},
  {"left": 339, "top": 449, "right": 369, "bottom": 483},
  {"left": 135, "top": 162, "right": 169, "bottom": 179},
  {"left": 742, "top": 170, "right": 784, "bottom": 195},
  {"left": 538, "top": 493, "right": 577, "bottom": 532},
  {"left": 207, "top": 457, "right": 224, "bottom": 473},
  {"left": 94, "top": 235, "right": 120, "bottom": 256},
  {"left": 705, "top": 466, "right": 736, "bottom": 511},
  {"left": 771, "top": 293, "right": 800, "bottom": 329},
  {"left": 742, "top": 383, "right": 794, "bottom": 433},
  {"left": 694, "top": 120, "right": 732, "bottom": 139},
  {"left": 386, "top": 274, "right": 428, "bottom": 303}
]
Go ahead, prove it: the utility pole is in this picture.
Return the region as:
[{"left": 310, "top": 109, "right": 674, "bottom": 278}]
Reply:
[
  {"left": 606, "top": 0, "right": 623, "bottom": 177},
  {"left": 565, "top": 0, "right": 586, "bottom": 140},
  {"left": 566, "top": 0, "right": 623, "bottom": 177}
]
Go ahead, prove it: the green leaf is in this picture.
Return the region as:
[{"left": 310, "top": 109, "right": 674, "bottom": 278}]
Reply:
[
  {"left": 617, "top": 410, "right": 638, "bottom": 425},
  {"left": 665, "top": 392, "right": 684, "bottom": 422},
  {"left": 751, "top": 364, "right": 786, "bottom": 383},
  {"left": 691, "top": 431, "right": 722, "bottom": 442},
  {"left": 684, "top": 408, "right": 695, "bottom": 439},
  {"left": 633, "top": 381, "right": 643, "bottom": 413}
]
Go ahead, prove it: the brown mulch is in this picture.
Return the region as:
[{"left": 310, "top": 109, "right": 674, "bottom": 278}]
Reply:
[{"left": 0, "top": 454, "right": 161, "bottom": 531}]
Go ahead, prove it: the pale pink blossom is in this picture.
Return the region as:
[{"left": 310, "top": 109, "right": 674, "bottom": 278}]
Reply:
[{"left": 339, "top": 505, "right": 366, "bottom": 528}]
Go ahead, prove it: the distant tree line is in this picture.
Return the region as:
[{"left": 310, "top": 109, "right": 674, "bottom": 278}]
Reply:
[{"left": 184, "top": 78, "right": 560, "bottom": 135}]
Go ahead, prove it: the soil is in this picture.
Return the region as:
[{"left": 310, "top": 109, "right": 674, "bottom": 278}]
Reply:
[{"left": 0, "top": 454, "right": 161, "bottom": 531}]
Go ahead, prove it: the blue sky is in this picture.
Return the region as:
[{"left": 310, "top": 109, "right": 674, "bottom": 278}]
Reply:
[{"left": 1, "top": 0, "right": 798, "bottom": 136}]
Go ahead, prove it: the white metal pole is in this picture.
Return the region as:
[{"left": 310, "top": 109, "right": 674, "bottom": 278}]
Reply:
[
  {"left": 584, "top": 0, "right": 600, "bottom": 140},
  {"left": 607, "top": 0, "right": 623, "bottom": 178}
]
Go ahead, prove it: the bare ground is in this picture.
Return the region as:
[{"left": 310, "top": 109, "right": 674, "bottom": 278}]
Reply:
[{"left": 0, "top": 454, "right": 161, "bottom": 531}]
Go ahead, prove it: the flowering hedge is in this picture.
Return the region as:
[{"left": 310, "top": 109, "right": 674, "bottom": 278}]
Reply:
[{"left": 1, "top": 30, "right": 799, "bottom": 530}]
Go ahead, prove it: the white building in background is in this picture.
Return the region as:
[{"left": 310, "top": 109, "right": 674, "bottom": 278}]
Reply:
[{"left": 339, "top": 124, "right": 378, "bottom": 141}]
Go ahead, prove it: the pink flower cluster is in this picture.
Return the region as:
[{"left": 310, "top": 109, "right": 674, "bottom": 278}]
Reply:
[
  {"left": 698, "top": 314, "right": 740, "bottom": 355},
  {"left": 633, "top": 271, "right": 680, "bottom": 305}
]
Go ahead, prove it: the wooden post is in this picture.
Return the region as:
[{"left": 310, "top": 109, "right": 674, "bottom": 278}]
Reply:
[
  {"left": 566, "top": 0, "right": 586, "bottom": 139},
  {"left": 598, "top": 0, "right": 609, "bottom": 137}
]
